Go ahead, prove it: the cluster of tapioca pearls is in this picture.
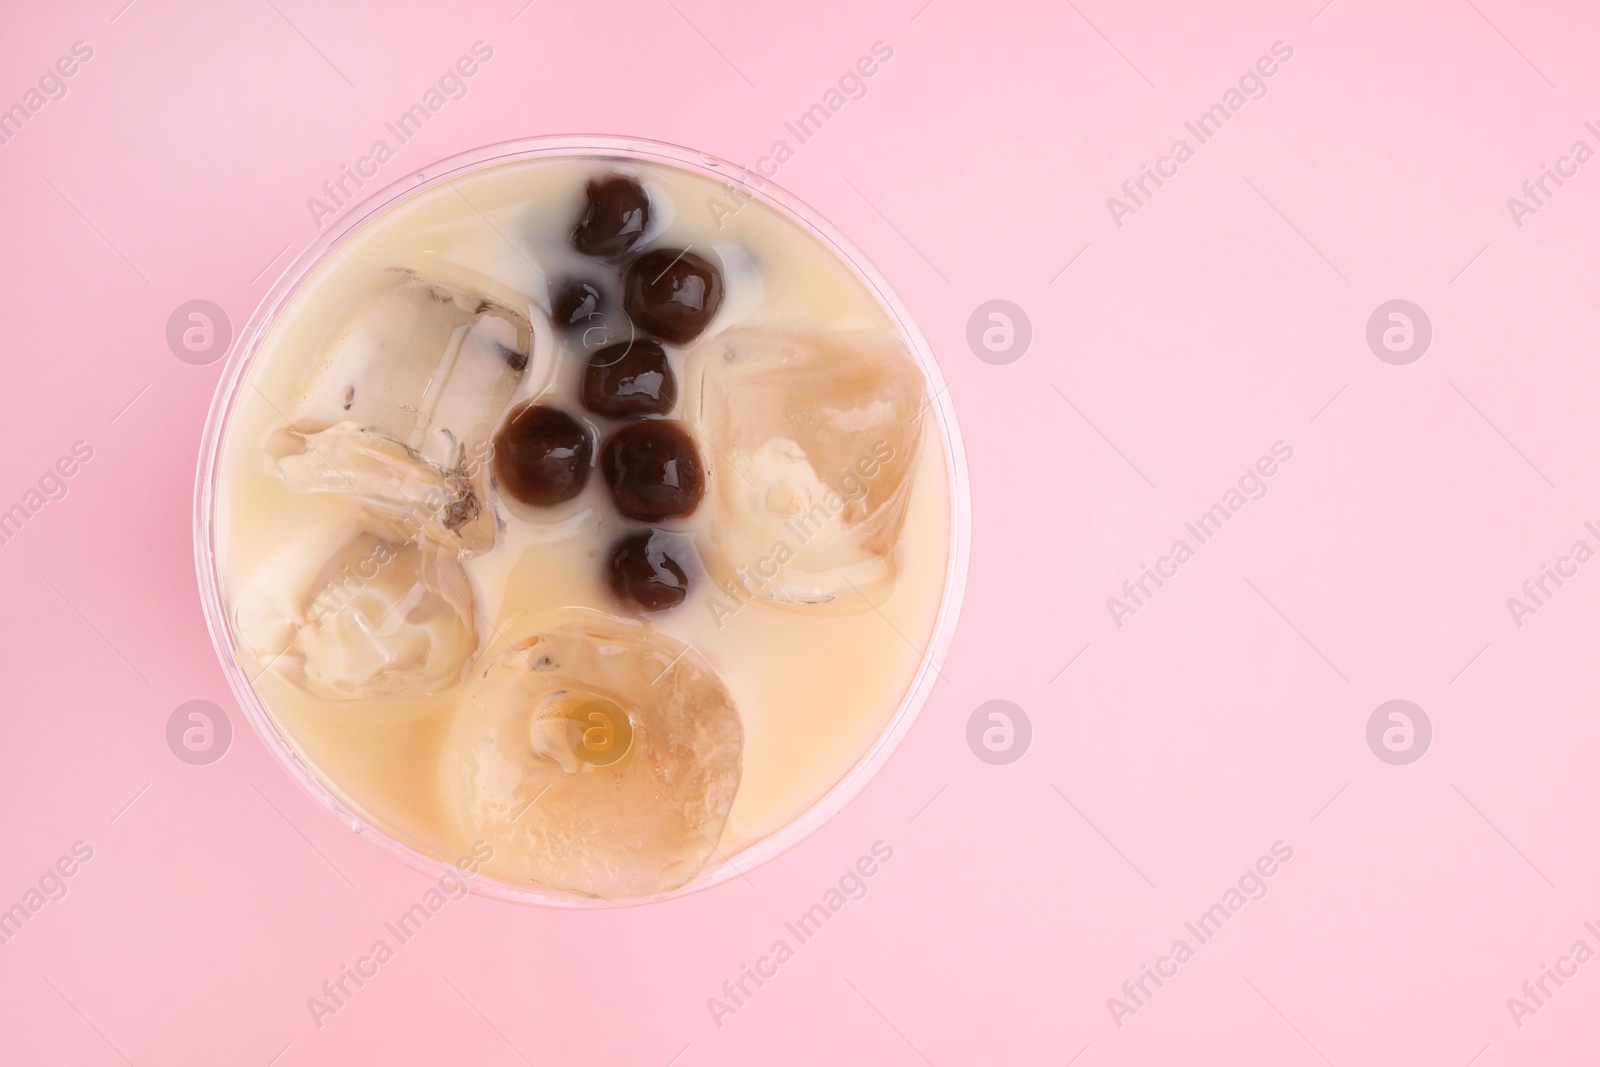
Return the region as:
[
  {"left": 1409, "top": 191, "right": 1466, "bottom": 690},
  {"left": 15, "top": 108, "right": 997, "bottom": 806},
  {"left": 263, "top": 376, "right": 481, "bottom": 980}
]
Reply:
[{"left": 492, "top": 173, "right": 721, "bottom": 613}]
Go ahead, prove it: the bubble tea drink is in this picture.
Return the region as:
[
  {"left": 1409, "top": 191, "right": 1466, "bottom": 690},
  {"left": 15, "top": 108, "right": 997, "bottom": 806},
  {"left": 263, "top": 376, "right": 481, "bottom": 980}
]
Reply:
[{"left": 212, "top": 147, "right": 955, "bottom": 901}]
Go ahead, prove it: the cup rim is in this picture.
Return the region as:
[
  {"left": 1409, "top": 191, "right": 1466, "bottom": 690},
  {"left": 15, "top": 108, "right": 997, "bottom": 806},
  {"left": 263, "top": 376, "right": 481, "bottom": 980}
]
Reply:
[{"left": 193, "top": 133, "right": 972, "bottom": 908}]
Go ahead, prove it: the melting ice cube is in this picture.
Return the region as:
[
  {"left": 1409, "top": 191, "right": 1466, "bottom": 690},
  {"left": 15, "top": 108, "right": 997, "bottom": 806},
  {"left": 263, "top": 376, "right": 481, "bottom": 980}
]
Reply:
[
  {"left": 235, "top": 531, "right": 478, "bottom": 701},
  {"left": 442, "top": 621, "right": 743, "bottom": 899},
  {"left": 279, "top": 268, "right": 534, "bottom": 555},
  {"left": 690, "top": 327, "right": 926, "bottom": 607},
  {"left": 277, "top": 422, "right": 491, "bottom": 554}
]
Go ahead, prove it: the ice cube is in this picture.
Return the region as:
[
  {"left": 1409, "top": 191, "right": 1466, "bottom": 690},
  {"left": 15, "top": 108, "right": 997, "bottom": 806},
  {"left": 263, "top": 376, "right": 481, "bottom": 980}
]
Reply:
[
  {"left": 235, "top": 531, "right": 478, "bottom": 701},
  {"left": 276, "top": 422, "right": 492, "bottom": 554},
  {"left": 283, "top": 268, "right": 534, "bottom": 555},
  {"left": 441, "top": 621, "right": 743, "bottom": 899},
  {"left": 690, "top": 327, "right": 926, "bottom": 607},
  {"left": 294, "top": 267, "right": 532, "bottom": 459}
]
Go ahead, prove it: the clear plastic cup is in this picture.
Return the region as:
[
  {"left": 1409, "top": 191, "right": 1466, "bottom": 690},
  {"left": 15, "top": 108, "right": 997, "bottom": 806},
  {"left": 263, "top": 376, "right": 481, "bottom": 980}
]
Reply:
[{"left": 193, "top": 135, "right": 970, "bottom": 907}]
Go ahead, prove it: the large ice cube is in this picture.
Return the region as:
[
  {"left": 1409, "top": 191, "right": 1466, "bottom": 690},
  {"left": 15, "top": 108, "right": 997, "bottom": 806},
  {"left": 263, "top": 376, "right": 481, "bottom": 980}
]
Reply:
[
  {"left": 235, "top": 531, "right": 478, "bottom": 701},
  {"left": 276, "top": 422, "right": 491, "bottom": 554},
  {"left": 281, "top": 268, "right": 533, "bottom": 555},
  {"left": 294, "top": 267, "right": 531, "bottom": 461},
  {"left": 441, "top": 621, "right": 743, "bottom": 899},
  {"left": 690, "top": 327, "right": 926, "bottom": 608}
]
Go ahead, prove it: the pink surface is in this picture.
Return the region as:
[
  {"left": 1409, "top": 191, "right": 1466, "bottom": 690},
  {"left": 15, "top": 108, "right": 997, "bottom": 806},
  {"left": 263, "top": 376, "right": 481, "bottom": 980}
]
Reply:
[{"left": 2, "top": 0, "right": 1598, "bottom": 1063}]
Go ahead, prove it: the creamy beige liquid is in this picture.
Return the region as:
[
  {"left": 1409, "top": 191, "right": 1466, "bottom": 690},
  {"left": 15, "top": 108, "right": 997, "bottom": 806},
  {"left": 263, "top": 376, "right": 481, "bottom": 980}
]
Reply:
[{"left": 215, "top": 155, "right": 951, "bottom": 890}]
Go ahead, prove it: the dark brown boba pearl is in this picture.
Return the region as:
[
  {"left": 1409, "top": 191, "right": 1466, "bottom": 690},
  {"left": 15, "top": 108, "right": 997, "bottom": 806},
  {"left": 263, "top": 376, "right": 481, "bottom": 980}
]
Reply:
[
  {"left": 572, "top": 174, "right": 649, "bottom": 258},
  {"left": 582, "top": 340, "right": 677, "bottom": 418},
  {"left": 551, "top": 280, "right": 602, "bottom": 328},
  {"left": 608, "top": 530, "right": 690, "bottom": 612},
  {"left": 622, "top": 249, "right": 724, "bottom": 344},
  {"left": 494, "top": 405, "right": 593, "bottom": 507},
  {"left": 600, "top": 420, "right": 705, "bottom": 521}
]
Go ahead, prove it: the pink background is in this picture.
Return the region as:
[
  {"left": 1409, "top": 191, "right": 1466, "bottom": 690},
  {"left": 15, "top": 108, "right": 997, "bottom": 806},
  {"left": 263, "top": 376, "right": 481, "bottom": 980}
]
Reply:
[{"left": 3, "top": 0, "right": 1599, "bottom": 1062}]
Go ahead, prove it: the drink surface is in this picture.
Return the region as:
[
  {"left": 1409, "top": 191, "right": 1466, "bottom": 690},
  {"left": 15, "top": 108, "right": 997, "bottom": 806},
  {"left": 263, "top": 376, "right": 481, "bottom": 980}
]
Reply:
[{"left": 215, "top": 154, "right": 952, "bottom": 897}]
